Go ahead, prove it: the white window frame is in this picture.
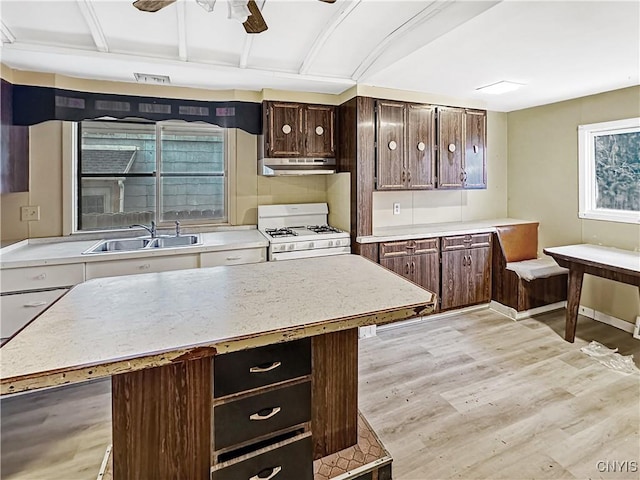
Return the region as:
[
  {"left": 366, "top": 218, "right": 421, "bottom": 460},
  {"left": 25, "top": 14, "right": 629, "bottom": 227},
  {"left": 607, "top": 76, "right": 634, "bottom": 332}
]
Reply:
[
  {"left": 578, "top": 117, "right": 640, "bottom": 224},
  {"left": 67, "top": 120, "right": 234, "bottom": 234}
]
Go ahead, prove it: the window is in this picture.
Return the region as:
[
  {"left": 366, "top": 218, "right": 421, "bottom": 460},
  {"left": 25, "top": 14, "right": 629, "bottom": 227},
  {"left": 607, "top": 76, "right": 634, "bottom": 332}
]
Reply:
[
  {"left": 578, "top": 117, "right": 640, "bottom": 224},
  {"left": 77, "top": 120, "right": 228, "bottom": 231}
]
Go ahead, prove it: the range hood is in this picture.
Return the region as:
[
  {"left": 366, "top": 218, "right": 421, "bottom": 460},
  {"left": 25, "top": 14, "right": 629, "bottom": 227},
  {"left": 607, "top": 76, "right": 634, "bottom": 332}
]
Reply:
[{"left": 259, "top": 157, "right": 336, "bottom": 176}]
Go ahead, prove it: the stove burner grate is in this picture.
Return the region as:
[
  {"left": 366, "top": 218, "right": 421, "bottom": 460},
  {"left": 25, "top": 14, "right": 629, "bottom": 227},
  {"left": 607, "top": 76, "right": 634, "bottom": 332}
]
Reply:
[
  {"left": 307, "top": 225, "right": 341, "bottom": 234},
  {"left": 265, "top": 227, "right": 298, "bottom": 238}
]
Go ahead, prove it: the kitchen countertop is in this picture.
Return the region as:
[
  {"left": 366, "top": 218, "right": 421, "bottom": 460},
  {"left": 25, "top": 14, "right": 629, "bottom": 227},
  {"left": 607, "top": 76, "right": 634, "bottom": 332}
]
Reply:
[
  {"left": 0, "top": 229, "right": 268, "bottom": 269},
  {"left": 0, "top": 255, "right": 436, "bottom": 395},
  {"left": 356, "top": 218, "right": 535, "bottom": 243}
]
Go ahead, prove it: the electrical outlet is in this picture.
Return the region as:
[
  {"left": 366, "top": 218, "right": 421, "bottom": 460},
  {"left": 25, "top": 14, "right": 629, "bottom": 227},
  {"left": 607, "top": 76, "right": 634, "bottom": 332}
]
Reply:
[
  {"left": 393, "top": 203, "right": 401, "bottom": 215},
  {"left": 21, "top": 205, "right": 40, "bottom": 221}
]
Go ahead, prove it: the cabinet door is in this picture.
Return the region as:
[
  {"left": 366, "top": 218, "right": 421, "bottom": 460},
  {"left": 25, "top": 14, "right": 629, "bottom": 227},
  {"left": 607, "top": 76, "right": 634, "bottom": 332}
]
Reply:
[
  {"left": 406, "top": 104, "right": 435, "bottom": 189},
  {"left": 304, "top": 105, "right": 335, "bottom": 157},
  {"left": 440, "top": 249, "right": 466, "bottom": 310},
  {"left": 411, "top": 252, "right": 440, "bottom": 298},
  {"left": 464, "top": 110, "right": 486, "bottom": 189},
  {"left": 376, "top": 100, "right": 405, "bottom": 189},
  {"left": 380, "top": 255, "right": 411, "bottom": 281},
  {"left": 437, "top": 107, "right": 464, "bottom": 189},
  {"left": 467, "top": 246, "right": 491, "bottom": 305},
  {"left": 266, "top": 102, "right": 303, "bottom": 157}
]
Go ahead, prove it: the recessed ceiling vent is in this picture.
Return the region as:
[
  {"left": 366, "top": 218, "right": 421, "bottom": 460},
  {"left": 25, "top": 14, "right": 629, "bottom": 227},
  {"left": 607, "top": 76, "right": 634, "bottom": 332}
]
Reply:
[{"left": 134, "top": 72, "right": 171, "bottom": 85}]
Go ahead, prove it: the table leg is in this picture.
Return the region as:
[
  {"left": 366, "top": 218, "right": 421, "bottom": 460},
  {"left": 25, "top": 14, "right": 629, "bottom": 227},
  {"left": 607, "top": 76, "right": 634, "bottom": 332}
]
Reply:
[{"left": 565, "top": 266, "right": 584, "bottom": 343}]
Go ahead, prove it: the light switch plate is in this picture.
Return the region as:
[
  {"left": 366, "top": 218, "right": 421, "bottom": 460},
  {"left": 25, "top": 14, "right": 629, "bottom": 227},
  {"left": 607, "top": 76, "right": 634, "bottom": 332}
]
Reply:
[
  {"left": 21, "top": 205, "right": 40, "bottom": 221},
  {"left": 393, "top": 203, "right": 400, "bottom": 215}
]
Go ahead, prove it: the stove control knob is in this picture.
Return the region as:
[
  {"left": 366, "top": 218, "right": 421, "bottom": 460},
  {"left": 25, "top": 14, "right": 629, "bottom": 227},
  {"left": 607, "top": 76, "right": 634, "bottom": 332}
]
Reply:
[{"left": 328, "top": 241, "right": 334, "bottom": 247}]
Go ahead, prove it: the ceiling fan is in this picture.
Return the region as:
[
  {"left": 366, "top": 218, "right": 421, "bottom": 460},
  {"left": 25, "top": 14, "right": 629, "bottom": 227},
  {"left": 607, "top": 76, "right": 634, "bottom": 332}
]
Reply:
[{"left": 132, "top": 0, "right": 336, "bottom": 34}]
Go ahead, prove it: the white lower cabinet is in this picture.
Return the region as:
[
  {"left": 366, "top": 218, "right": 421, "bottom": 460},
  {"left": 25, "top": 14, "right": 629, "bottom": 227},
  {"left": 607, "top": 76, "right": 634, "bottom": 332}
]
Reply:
[
  {"left": 200, "top": 248, "right": 266, "bottom": 268},
  {"left": 1, "top": 289, "right": 68, "bottom": 344},
  {"left": 1, "top": 264, "right": 84, "bottom": 294},
  {"left": 85, "top": 254, "right": 200, "bottom": 280}
]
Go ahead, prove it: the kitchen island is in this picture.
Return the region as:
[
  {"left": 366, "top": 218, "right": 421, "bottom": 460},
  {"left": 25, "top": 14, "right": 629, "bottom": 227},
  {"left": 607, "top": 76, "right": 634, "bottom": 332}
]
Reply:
[{"left": 0, "top": 255, "right": 436, "bottom": 479}]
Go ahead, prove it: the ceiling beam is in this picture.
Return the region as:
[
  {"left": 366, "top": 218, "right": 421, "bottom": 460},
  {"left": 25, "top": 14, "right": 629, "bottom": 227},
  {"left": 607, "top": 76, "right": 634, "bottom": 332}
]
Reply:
[
  {"left": 76, "top": 0, "right": 109, "bottom": 53},
  {"left": 176, "top": 0, "right": 188, "bottom": 61},
  {"left": 1, "top": 21, "right": 16, "bottom": 44},
  {"left": 299, "top": 0, "right": 362, "bottom": 75},
  {"left": 238, "top": 0, "right": 265, "bottom": 68},
  {"left": 351, "top": 1, "right": 452, "bottom": 80}
]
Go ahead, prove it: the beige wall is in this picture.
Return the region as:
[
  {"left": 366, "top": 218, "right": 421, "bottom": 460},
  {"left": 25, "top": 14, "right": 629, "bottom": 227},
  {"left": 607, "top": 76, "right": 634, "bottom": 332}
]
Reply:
[
  {"left": 507, "top": 86, "right": 640, "bottom": 324},
  {"left": 372, "top": 111, "right": 508, "bottom": 230}
]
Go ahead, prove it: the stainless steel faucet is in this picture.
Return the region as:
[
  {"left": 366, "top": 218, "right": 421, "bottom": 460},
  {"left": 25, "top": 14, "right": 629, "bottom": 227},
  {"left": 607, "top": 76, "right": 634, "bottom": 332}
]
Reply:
[{"left": 129, "top": 221, "right": 156, "bottom": 238}]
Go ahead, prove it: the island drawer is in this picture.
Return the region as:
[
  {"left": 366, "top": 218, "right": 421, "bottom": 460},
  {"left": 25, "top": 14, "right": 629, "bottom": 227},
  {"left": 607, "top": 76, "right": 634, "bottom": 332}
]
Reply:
[
  {"left": 201, "top": 247, "right": 266, "bottom": 268},
  {"left": 441, "top": 233, "right": 492, "bottom": 251},
  {"left": 214, "top": 338, "right": 311, "bottom": 397},
  {"left": 214, "top": 381, "right": 311, "bottom": 451},
  {"left": 85, "top": 254, "right": 199, "bottom": 280},
  {"left": 1, "top": 263, "right": 84, "bottom": 294},
  {"left": 212, "top": 434, "right": 312, "bottom": 480},
  {"left": 380, "top": 238, "right": 438, "bottom": 258}
]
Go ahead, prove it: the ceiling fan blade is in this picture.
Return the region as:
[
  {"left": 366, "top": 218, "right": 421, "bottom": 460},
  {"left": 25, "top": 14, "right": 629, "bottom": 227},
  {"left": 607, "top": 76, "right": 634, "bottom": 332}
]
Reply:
[
  {"left": 133, "top": 0, "right": 176, "bottom": 12},
  {"left": 243, "top": 0, "right": 268, "bottom": 34}
]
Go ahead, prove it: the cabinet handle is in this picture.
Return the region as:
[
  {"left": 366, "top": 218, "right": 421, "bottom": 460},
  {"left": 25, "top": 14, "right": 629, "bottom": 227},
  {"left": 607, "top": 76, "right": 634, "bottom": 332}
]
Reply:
[
  {"left": 139, "top": 264, "right": 151, "bottom": 270},
  {"left": 250, "top": 466, "right": 282, "bottom": 480},
  {"left": 473, "top": 144, "right": 479, "bottom": 154},
  {"left": 402, "top": 170, "right": 406, "bottom": 183},
  {"left": 405, "top": 263, "right": 410, "bottom": 275},
  {"left": 462, "top": 256, "right": 467, "bottom": 266},
  {"left": 281, "top": 124, "right": 292, "bottom": 134},
  {"left": 468, "top": 255, "right": 472, "bottom": 266},
  {"left": 407, "top": 171, "right": 411, "bottom": 183},
  {"left": 35, "top": 273, "right": 47, "bottom": 280},
  {"left": 226, "top": 256, "right": 242, "bottom": 261},
  {"left": 459, "top": 171, "right": 465, "bottom": 182},
  {"left": 315, "top": 125, "right": 324, "bottom": 135},
  {"left": 448, "top": 143, "right": 456, "bottom": 153},
  {"left": 417, "top": 141, "right": 426, "bottom": 151},
  {"left": 411, "top": 261, "right": 415, "bottom": 274},
  {"left": 24, "top": 301, "right": 48, "bottom": 308},
  {"left": 250, "top": 406, "right": 281, "bottom": 421},
  {"left": 249, "top": 361, "right": 282, "bottom": 373},
  {"left": 388, "top": 140, "right": 397, "bottom": 151}
]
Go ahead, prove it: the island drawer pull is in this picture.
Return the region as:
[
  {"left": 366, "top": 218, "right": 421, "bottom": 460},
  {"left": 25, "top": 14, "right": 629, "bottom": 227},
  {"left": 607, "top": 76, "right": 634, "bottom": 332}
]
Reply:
[
  {"left": 249, "top": 406, "right": 281, "bottom": 421},
  {"left": 226, "top": 256, "right": 242, "bottom": 261},
  {"left": 250, "top": 361, "right": 282, "bottom": 373},
  {"left": 24, "top": 301, "right": 48, "bottom": 308},
  {"left": 139, "top": 264, "right": 151, "bottom": 270},
  {"left": 250, "top": 466, "right": 282, "bottom": 480},
  {"left": 35, "top": 273, "right": 47, "bottom": 280}
]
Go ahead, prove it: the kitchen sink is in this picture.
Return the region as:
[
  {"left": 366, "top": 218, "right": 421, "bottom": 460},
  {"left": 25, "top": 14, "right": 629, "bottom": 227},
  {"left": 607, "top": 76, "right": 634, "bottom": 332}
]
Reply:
[{"left": 83, "top": 234, "right": 201, "bottom": 254}]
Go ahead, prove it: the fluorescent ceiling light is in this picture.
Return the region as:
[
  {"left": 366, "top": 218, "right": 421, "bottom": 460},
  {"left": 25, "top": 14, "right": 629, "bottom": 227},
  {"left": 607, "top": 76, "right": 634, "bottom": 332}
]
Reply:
[
  {"left": 476, "top": 81, "right": 524, "bottom": 95},
  {"left": 134, "top": 73, "right": 171, "bottom": 85}
]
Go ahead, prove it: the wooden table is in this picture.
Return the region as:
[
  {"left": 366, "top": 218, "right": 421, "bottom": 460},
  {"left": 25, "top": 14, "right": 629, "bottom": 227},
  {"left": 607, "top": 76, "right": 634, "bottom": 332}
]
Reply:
[
  {"left": 0, "top": 255, "right": 436, "bottom": 479},
  {"left": 543, "top": 244, "right": 640, "bottom": 342}
]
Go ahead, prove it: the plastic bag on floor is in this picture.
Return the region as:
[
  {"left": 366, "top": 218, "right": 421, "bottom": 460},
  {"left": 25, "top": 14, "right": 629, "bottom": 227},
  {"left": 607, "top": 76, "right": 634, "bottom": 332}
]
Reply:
[{"left": 580, "top": 341, "right": 640, "bottom": 375}]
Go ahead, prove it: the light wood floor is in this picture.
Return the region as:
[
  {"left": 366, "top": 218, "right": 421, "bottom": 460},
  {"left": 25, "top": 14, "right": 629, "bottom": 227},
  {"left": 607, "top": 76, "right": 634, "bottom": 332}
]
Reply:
[
  {"left": 359, "top": 309, "right": 640, "bottom": 480},
  {"left": 1, "top": 308, "right": 639, "bottom": 479}
]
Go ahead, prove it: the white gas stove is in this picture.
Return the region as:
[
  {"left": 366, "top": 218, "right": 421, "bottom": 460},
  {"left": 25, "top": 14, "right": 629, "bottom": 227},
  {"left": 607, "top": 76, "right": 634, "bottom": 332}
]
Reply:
[{"left": 258, "top": 203, "right": 351, "bottom": 260}]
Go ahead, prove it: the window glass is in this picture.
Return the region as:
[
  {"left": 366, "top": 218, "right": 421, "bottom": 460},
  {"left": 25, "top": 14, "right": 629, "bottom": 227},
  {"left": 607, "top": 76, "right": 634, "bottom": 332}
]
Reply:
[{"left": 77, "top": 121, "right": 227, "bottom": 231}]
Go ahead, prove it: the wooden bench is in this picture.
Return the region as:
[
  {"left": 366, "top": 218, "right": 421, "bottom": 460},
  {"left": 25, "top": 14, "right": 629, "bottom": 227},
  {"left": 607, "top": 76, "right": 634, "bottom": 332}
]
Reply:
[{"left": 491, "top": 223, "right": 568, "bottom": 314}]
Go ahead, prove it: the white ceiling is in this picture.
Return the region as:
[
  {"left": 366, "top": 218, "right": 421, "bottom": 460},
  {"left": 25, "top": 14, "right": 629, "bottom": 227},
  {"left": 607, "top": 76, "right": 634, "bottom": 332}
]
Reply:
[{"left": 0, "top": 0, "right": 638, "bottom": 111}]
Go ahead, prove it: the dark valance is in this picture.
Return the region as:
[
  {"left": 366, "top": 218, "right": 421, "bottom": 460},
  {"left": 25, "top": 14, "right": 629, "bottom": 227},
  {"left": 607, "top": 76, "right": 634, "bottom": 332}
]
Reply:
[{"left": 10, "top": 82, "right": 262, "bottom": 134}]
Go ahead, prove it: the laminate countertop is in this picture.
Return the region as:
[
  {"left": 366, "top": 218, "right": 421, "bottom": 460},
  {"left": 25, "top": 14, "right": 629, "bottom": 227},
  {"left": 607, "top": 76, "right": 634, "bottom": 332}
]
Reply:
[
  {"left": 356, "top": 218, "right": 534, "bottom": 243},
  {"left": 0, "top": 255, "right": 436, "bottom": 395},
  {"left": 0, "top": 229, "right": 268, "bottom": 269}
]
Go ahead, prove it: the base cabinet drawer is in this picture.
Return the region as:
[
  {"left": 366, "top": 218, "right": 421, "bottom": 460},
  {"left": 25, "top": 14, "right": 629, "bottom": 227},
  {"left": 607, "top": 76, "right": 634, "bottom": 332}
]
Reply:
[
  {"left": 1, "top": 264, "right": 84, "bottom": 293},
  {"left": 85, "top": 254, "right": 199, "bottom": 279},
  {"left": 212, "top": 435, "right": 313, "bottom": 480},
  {"left": 214, "top": 381, "right": 311, "bottom": 451},
  {"left": 214, "top": 338, "right": 311, "bottom": 397},
  {"left": 0, "top": 288, "right": 67, "bottom": 339},
  {"left": 201, "top": 248, "right": 266, "bottom": 268}
]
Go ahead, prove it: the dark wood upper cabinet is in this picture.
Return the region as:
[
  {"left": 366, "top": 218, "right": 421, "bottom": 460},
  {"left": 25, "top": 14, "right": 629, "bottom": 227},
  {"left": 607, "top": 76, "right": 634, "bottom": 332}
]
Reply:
[
  {"left": 375, "top": 101, "right": 435, "bottom": 190},
  {"left": 375, "top": 100, "right": 405, "bottom": 189},
  {"left": 263, "top": 101, "right": 335, "bottom": 158},
  {"left": 437, "top": 107, "right": 487, "bottom": 190},
  {"left": 1, "top": 80, "right": 29, "bottom": 194},
  {"left": 437, "top": 106, "right": 464, "bottom": 189},
  {"left": 304, "top": 104, "right": 335, "bottom": 157},
  {"left": 407, "top": 104, "right": 436, "bottom": 189},
  {"left": 464, "top": 109, "right": 487, "bottom": 189}
]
